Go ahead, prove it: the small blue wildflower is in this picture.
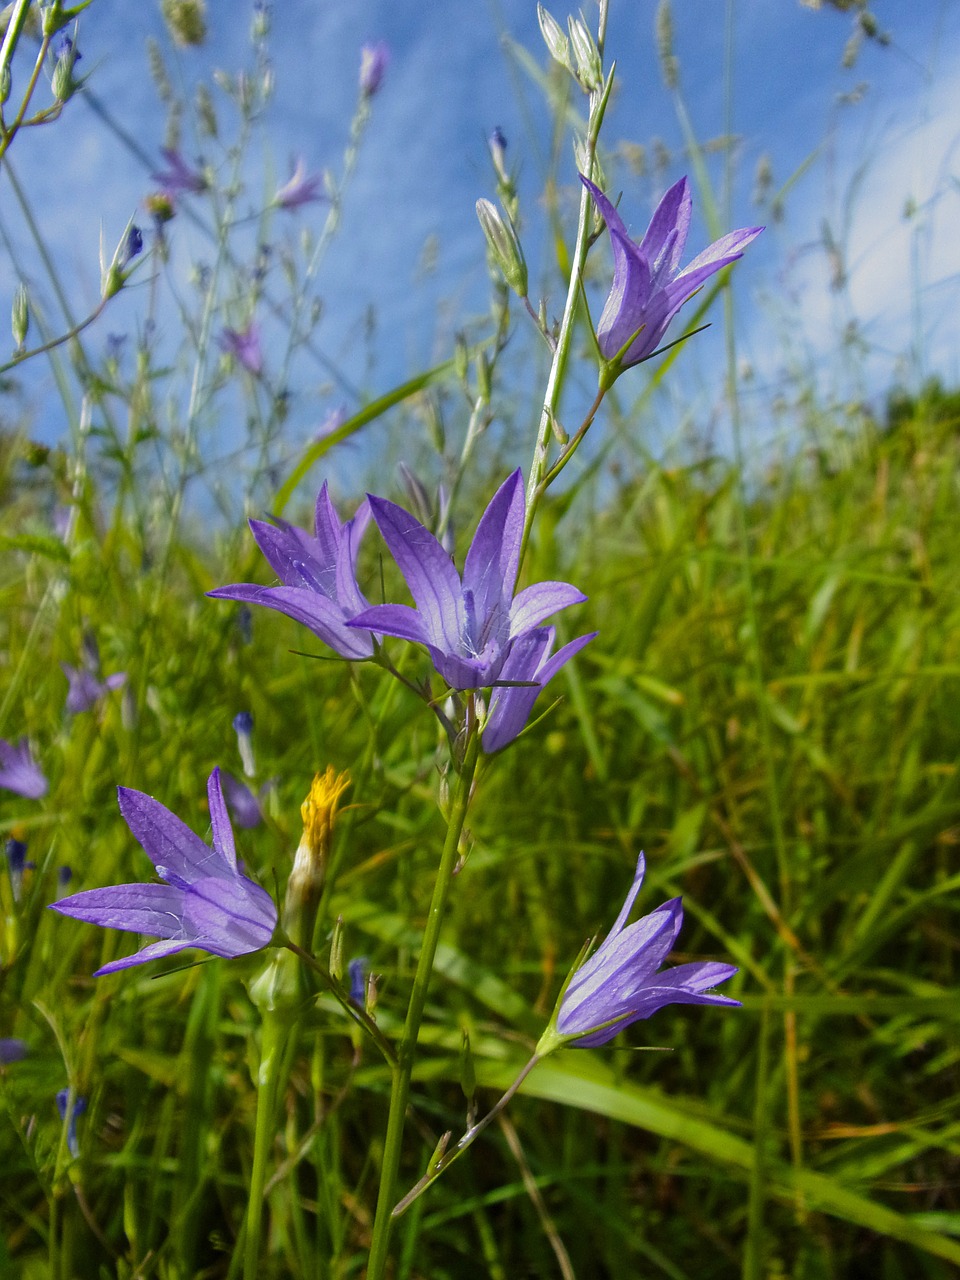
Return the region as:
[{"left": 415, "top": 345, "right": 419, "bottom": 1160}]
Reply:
[
  {"left": 221, "top": 771, "right": 266, "bottom": 829},
  {"left": 209, "top": 482, "right": 377, "bottom": 661},
  {"left": 348, "top": 957, "right": 367, "bottom": 1005},
  {"left": 56, "top": 1089, "right": 87, "bottom": 1159},
  {"left": 538, "top": 855, "right": 739, "bottom": 1052},
  {"left": 5, "top": 837, "right": 27, "bottom": 901},
  {"left": 0, "top": 1039, "right": 27, "bottom": 1065},
  {"left": 62, "top": 662, "right": 127, "bottom": 715},
  {"left": 151, "top": 147, "right": 207, "bottom": 196},
  {"left": 348, "top": 470, "right": 588, "bottom": 692},
  {"left": 120, "top": 225, "right": 143, "bottom": 269},
  {"left": 359, "top": 41, "right": 389, "bottom": 97},
  {"left": 57, "top": 866, "right": 74, "bottom": 898},
  {"left": 232, "top": 712, "right": 256, "bottom": 777},
  {"left": 0, "top": 739, "right": 48, "bottom": 800},
  {"left": 50, "top": 769, "right": 277, "bottom": 975},
  {"left": 220, "top": 322, "right": 263, "bottom": 376},
  {"left": 273, "top": 157, "right": 326, "bottom": 211}
]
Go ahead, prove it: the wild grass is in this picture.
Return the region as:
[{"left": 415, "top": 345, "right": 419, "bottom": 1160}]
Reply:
[{"left": 1, "top": 2, "right": 958, "bottom": 1277}]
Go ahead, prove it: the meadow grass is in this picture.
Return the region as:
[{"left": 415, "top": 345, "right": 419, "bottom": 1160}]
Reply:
[
  {"left": 2, "top": 380, "right": 959, "bottom": 1278},
  {"left": 1, "top": 2, "right": 958, "bottom": 1277}
]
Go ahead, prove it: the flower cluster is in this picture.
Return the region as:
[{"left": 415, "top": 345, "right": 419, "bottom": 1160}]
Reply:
[{"left": 211, "top": 470, "right": 595, "bottom": 753}]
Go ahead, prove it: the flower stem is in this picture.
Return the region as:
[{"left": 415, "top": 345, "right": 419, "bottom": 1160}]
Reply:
[
  {"left": 365, "top": 724, "right": 481, "bottom": 1279},
  {"left": 243, "top": 1010, "right": 287, "bottom": 1280}
]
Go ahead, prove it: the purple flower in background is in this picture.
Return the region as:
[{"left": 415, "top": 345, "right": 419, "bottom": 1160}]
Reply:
[
  {"left": 56, "top": 1089, "right": 87, "bottom": 1158},
  {"left": 0, "top": 1038, "right": 27, "bottom": 1064},
  {"left": 151, "top": 147, "right": 207, "bottom": 196},
  {"left": 581, "top": 175, "right": 762, "bottom": 369},
  {"left": 57, "top": 866, "right": 74, "bottom": 898},
  {"left": 50, "top": 769, "right": 277, "bottom": 975},
  {"left": 348, "top": 957, "right": 367, "bottom": 1005},
  {"left": 349, "top": 470, "right": 585, "bottom": 691},
  {"left": 221, "top": 771, "right": 266, "bottom": 829},
  {"left": 273, "top": 157, "right": 326, "bottom": 210},
  {"left": 5, "top": 837, "right": 27, "bottom": 901},
  {"left": 359, "top": 41, "right": 389, "bottom": 96},
  {"left": 209, "top": 482, "right": 376, "bottom": 661},
  {"left": 0, "top": 739, "right": 48, "bottom": 799},
  {"left": 482, "top": 625, "right": 597, "bottom": 754},
  {"left": 232, "top": 711, "right": 256, "bottom": 777},
  {"left": 62, "top": 663, "right": 127, "bottom": 715},
  {"left": 220, "top": 322, "right": 263, "bottom": 376},
  {"left": 547, "top": 854, "right": 739, "bottom": 1049}
]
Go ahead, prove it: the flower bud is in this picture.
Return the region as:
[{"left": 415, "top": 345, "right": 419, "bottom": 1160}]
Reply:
[
  {"left": 567, "top": 16, "right": 602, "bottom": 92},
  {"left": 0, "top": 64, "right": 11, "bottom": 106},
  {"left": 475, "top": 198, "right": 528, "bottom": 298},
  {"left": 330, "top": 915, "right": 345, "bottom": 982},
  {"left": 11, "top": 283, "right": 29, "bottom": 353},
  {"left": 51, "top": 36, "right": 80, "bottom": 102},
  {"left": 537, "top": 4, "right": 573, "bottom": 73},
  {"left": 282, "top": 768, "right": 350, "bottom": 948}
]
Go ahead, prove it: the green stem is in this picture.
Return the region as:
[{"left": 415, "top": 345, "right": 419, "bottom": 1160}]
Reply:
[
  {"left": 243, "top": 1011, "right": 287, "bottom": 1280},
  {"left": 365, "top": 724, "right": 481, "bottom": 1279},
  {"left": 521, "top": 5, "right": 613, "bottom": 571}
]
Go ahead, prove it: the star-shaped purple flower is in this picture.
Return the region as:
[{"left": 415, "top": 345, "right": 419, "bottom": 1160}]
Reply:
[
  {"left": 482, "top": 625, "right": 597, "bottom": 753},
  {"left": 581, "top": 174, "right": 762, "bottom": 369},
  {"left": 548, "top": 853, "right": 739, "bottom": 1048},
  {"left": 62, "top": 663, "right": 127, "bottom": 715},
  {"left": 273, "top": 157, "right": 326, "bottom": 210},
  {"left": 0, "top": 739, "right": 48, "bottom": 800},
  {"left": 220, "top": 322, "right": 263, "bottom": 376},
  {"left": 50, "top": 769, "right": 277, "bottom": 976},
  {"left": 208, "top": 482, "right": 376, "bottom": 661},
  {"left": 348, "top": 470, "right": 586, "bottom": 691},
  {"left": 151, "top": 147, "right": 207, "bottom": 196}
]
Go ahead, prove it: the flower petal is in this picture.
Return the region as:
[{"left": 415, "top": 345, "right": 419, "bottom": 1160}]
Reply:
[
  {"left": 207, "top": 584, "right": 374, "bottom": 659},
  {"left": 51, "top": 882, "right": 188, "bottom": 937},
  {"left": 638, "top": 176, "right": 691, "bottom": 276},
  {"left": 94, "top": 938, "right": 199, "bottom": 977},
  {"left": 117, "top": 786, "right": 224, "bottom": 883},
  {"left": 463, "top": 470, "right": 524, "bottom": 621},
  {"left": 206, "top": 768, "right": 237, "bottom": 872},
  {"left": 348, "top": 602, "right": 428, "bottom": 646},
  {"left": 367, "top": 496, "right": 464, "bottom": 652},
  {"left": 510, "top": 581, "right": 586, "bottom": 635}
]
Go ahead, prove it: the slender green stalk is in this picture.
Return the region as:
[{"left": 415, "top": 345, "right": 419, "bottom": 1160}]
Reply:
[
  {"left": 243, "top": 1010, "right": 287, "bottom": 1280},
  {"left": 521, "top": 0, "right": 612, "bottom": 567},
  {"left": 365, "top": 724, "right": 482, "bottom": 1279}
]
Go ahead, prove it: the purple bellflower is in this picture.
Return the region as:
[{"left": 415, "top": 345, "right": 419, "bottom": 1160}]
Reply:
[
  {"left": 56, "top": 1089, "right": 86, "bottom": 1158},
  {"left": 273, "top": 157, "right": 326, "bottom": 210},
  {"left": 0, "top": 1038, "right": 28, "bottom": 1064},
  {"left": 0, "top": 739, "right": 48, "bottom": 800},
  {"left": 581, "top": 175, "right": 762, "bottom": 372},
  {"left": 209, "top": 482, "right": 376, "bottom": 660},
  {"left": 482, "top": 625, "right": 597, "bottom": 753},
  {"left": 50, "top": 769, "right": 277, "bottom": 976},
  {"left": 348, "top": 470, "right": 586, "bottom": 691},
  {"left": 151, "top": 147, "right": 207, "bottom": 196},
  {"left": 62, "top": 663, "right": 127, "bottom": 715},
  {"left": 221, "top": 771, "right": 270, "bottom": 829},
  {"left": 220, "top": 322, "right": 263, "bottom": 376},
  {"left": 359, "top": 41, "right": 389, "bottom": 97},
  {"left": 539, "top": 854, "right": 739, "bottom": 1051}
]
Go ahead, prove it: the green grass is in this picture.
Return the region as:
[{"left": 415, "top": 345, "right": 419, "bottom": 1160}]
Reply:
[{"left": 2, "top": 382, "right": 959, "bottom": 1278}]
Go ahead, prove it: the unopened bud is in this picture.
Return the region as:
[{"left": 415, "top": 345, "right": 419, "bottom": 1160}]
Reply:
[
  {"left": 476, "top": 198, "right": 528, "bottom": 297},
  {"left": 537, "top": 4, "right": 573, "bottom": 73},
  {"left": 12, "top": 283, "right": 29, "bottom": 352},
  {"left": 51, "top": 36, "right": 80, "bottom": 102},
  {"left": 568, "top": 16, "right": 602, "bottom": 92},
  {"left": 454, "top": 333, "right": 469, "bottom": 384},
  {"left": 330, "top": 916, "right": 345, "bottom": 982},
  {"left": 0, "top": 64, "right": 11, "bottom": 106},
  {"left": 283, "top": 767, "right": 350, "bottom": 947},
  {"left": 365, "top": 970, "right": 379, "bottom": 1014}
]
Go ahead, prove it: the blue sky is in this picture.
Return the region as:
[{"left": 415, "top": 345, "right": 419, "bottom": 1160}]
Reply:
[{"left": 2, "top": 0, "right": 958, "bottom": 471}]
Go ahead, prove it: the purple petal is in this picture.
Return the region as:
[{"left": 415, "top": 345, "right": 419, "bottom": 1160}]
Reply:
[
  {"left": 94, "top": 938, "right": 200, "bottom": 976},
  {"left": 51, "top": 882, "right": 188, "bottom": 937},
  {"left": 680, "top": 225, "right": 763, "bottom": 278},
  {"left": 510, "top": 581, "right": 586, "bottom": 635},
  {"left": 117, "top": 787, "right": 228, "bottom": 883},
  {"left": 206, "top": 768, "right": 237, "bottom": 872},
  {"left": 348, "top": 602, "right": 428, "bottom": 646},
  {"left": 638, "top": 177, "right": 692, "bottom": 276},
  {"left": 207, "top": 585, "right": 374, "bottom": 659},
  {"left": 248, "top": 518, "right": 333, "bottom": 592},
  {"left": 312, "top": 482, "right": 344, "bottom": 569},
  {"left": 367, "top": 495, "right": 464, "bottom": 652},
  {"left": 463, "top": 470, "right": 525, "bottom": 621},
  {"left": 180, "top": 875, "right": 276, "bottom": 955}
]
